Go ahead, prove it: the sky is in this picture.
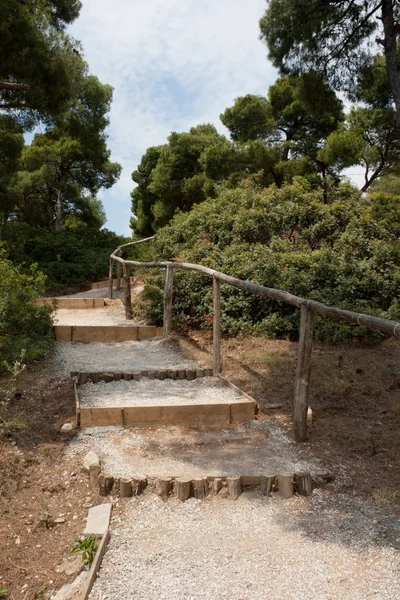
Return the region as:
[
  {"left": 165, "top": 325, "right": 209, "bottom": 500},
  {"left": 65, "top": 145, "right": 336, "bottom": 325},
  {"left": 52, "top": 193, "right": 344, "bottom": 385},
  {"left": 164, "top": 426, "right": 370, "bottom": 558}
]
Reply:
[{"left": 69, "top": 0, "right": 363, "bottom": 236}]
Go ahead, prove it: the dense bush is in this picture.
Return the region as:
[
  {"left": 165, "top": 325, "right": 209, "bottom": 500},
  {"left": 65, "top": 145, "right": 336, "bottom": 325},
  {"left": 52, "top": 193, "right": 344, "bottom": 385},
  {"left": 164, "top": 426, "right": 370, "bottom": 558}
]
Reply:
[
  {"left": 143, "top": 178, "right": 400, "bottom": 342},
  {"left": 0, "top": 249, "right": 53, "bottom": 367},
  {"left": 3, "top": 224, "right": 129, "bottom": 293}
]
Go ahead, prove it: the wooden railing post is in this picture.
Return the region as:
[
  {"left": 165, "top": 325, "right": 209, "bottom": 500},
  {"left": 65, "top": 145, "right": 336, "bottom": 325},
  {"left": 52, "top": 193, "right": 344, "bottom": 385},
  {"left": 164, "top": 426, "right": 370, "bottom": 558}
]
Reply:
[
  {"left": 294, "top": 304, "right": 314, "bottom": 442},
  {"left": 123, "top": 262, "right": 132, "bottom": 320},
  {"left": 213, "top": 276, "right": 221, "bottom": 376},
  {"left": 108, "top": 257, "right": 114, "bottom": 299},
  {"left": 116, "top": 263, "right": 121, "bottom": 291},
  {"left": 163, "top": 266, "right": 174, "bottom": 336}
]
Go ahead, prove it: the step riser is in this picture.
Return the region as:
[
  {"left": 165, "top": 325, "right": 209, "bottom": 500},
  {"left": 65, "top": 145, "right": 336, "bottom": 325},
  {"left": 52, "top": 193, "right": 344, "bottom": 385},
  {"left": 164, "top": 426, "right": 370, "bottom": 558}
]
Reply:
[
  {"left": 55, "top": 325, "right": 163, "bottom": 342},
  {"left": 78, "top": 402, "right": 256, "bottom": 428}
]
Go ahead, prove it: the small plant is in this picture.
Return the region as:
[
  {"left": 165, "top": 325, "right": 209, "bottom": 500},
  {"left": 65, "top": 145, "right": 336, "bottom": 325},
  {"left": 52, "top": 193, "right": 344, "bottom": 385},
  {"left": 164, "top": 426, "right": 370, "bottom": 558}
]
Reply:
[
  {"left": 0, "top": 585, "right": 8, "bottom": 597},
  {"left": 0, "top": 351, "right": 27, "bottom": 436},
  {"left": 72, "top": 536, "right": 98, "bottom": 566}
]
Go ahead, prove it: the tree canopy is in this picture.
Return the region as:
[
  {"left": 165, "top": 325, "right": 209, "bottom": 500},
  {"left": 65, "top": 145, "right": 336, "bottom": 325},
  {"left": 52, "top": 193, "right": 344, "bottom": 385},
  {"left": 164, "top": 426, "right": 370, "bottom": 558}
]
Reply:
[
  {"left": 0, "top": 0, "right": 85, "bottom": 127},
  {"left": 259, "top": 1, "right": 400, "bottom": 123}
]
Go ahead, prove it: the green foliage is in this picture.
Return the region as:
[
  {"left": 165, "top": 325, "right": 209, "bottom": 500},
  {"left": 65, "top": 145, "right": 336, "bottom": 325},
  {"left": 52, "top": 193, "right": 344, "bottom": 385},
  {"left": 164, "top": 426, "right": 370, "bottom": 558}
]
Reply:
[
  {"left": 130, "top": 125, "right": 224, "bottom": 236},
  {"left": 4, "top": 225, "right": 129, "bottom": 293},
  {"left": 0, "top": 352, "right": 27, "bottom": 435},
  {"left": 0, "top": 0, "right": 85, "bottom": 126},
  {"left": 260, "top": 1, "right": 383, "bottom": 96},
  {"left": 0, "top": 249, "right": 53, "bottom": 366},
  {"left": 72, "top": 536, "right": 98, "bottom": 566},
  {"left": 146, "top": 179, "right": 400, "bottom": 342}
]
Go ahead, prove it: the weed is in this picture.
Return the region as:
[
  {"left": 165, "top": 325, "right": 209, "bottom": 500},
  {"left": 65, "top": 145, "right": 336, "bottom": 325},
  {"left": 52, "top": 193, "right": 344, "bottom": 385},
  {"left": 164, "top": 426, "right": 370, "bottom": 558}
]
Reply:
[
  {"left": 72, "top": 535, "right": 98, "bottom": 566},
  {"left": 0, "top": 352, "right": 27, "bottom": 436}
]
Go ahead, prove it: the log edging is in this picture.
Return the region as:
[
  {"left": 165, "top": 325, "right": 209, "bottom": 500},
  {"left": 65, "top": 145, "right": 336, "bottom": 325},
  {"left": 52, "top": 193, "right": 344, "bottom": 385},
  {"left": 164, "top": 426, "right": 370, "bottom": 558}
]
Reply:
[
  {"left": 94, "top": 471, "right": 334, "bottom": 501},
  {"left": 71, "top": 367, "right": 214, "bottom": 384}
]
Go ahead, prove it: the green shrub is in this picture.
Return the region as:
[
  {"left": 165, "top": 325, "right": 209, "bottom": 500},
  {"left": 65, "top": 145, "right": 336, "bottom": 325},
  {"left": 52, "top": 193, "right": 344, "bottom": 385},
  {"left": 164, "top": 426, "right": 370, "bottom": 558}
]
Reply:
[
  {"left": 144, "top": 179, "right": 400, "bottom": 342},
  {"left": 3, "top": 224, "right": 129, "bottom": 293},
  {"left": 0, "top": 249, "right": 53, "bottom": 366}
]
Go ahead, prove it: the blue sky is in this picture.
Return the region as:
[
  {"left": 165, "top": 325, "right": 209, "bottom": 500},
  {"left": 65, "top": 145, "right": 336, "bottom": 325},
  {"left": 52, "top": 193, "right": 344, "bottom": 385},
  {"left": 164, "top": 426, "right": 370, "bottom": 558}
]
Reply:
[{"left": 68, "top": 0, "right": 363, "bottom": 236}]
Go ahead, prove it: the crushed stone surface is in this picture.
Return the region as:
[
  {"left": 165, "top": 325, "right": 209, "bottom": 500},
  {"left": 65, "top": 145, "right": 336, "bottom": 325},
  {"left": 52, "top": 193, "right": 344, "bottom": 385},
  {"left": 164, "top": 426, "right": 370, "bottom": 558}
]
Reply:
[
  {"left": 55, "top": 287, "right": 125, "bottom": 299},
  {"left": 89, "top": 492, "right": 400, "bottom": 600},
  {"left": 50, "top": 338, "right": 202, "bottom": 378},
  {"left": 53, "top": 306, "right": 145, "bottom": 326},
  {"left": 66, "top": 420, "right": 320, "bottom": 478},
  {"left": 79, "top": 377, "right": 245, "bottom": 407}
]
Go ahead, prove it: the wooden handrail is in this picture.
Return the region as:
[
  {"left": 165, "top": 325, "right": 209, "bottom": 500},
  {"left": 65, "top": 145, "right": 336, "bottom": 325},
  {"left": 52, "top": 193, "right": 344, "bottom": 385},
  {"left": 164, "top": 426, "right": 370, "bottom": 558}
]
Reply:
[{"left": 108, "top": 236, "right": 400, "bottom": 442}]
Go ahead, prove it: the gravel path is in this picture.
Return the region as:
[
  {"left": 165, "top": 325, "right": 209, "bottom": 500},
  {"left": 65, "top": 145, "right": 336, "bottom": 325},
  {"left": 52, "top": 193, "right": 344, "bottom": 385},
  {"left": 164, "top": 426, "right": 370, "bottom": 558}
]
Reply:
[
  {"left": 51, "top": 339, "right": 201, "bottom": 378},
  {"left": 79, "top": 377, "right": 244, "bottom": 407},
  {"left": 53, "top": 306, "right": 145, "bottom": 326},
  {"left": 55, "top": 288, "right": 125, "bottom": 299},
  {"left": 67, "top": 420, "right": 320, "bottom": 478},
  {"left": 89, "top": 492, "right": 400, "bottom": 600}
]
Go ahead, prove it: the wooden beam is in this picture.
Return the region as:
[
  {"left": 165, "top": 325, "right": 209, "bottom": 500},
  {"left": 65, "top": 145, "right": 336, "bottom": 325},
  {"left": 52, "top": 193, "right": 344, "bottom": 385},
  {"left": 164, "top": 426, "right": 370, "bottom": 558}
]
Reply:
[
  {"left": 293, "top": 304, "right": 314, "bottom": 442},
  {"left": 213, "top": 276, "right": 221, "bottom": 376},
  {"left": 163, "top": 265, "right": 174, "bottom": 336},
  {"left": 108, "top": 257, "right": 113, "bottom": 300},
  {"left": 123, "top": 262, "right": 133, "bottom": 320},
  {"left": 116, "top": 261, "right": 121, "bottom": 290}
]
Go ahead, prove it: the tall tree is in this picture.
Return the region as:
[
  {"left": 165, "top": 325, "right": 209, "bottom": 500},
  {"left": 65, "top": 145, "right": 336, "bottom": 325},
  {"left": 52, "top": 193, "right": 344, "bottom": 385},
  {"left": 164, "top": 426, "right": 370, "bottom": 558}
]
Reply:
[
  {"left": 319, "top": 106, "right": 400, "bottom": 191},
  {"left": 219, "top": 74, "right": 344, "bottom": 194},
  {"left": 3, "top": 75, "right": 121, "bottom": 232},
  {"left": 0, "top": 0, "right": 84, "bottom": 127},
  {"left": 130, "top": 125, "right": 224, "bottom": 236},
  {"left": 260, "top": 1, "right": 400, "bottom": 124}
]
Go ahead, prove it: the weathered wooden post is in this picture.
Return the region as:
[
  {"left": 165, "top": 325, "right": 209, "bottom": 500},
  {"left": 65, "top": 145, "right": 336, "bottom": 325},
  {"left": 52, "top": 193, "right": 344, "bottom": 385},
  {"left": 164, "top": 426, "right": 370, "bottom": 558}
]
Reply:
[
  {"left": 123, "top": 262, "right": 132, "bottom": 320},
  {"left": 213, "top": 276, "right": 221, "bottom": 376},
  {"left": 293, "top": 304, "right": 314, "bottom": 442},
  {"left": 163, "top": 265, "right": 174, "bottom": 336},
  {"left": 116, "top": 261, "right": 121, "bottom": 291},
  {"left": 108, "top": 257, "right": 114, "bottom": 300}
]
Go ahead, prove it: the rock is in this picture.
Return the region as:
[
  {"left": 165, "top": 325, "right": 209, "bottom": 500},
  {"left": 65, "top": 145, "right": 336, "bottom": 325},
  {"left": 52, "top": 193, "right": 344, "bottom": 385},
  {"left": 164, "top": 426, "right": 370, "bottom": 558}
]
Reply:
[
  {"left": 54, "top": 517, "right": 66, "bottom": 524},
  {"left": 82, "top": 451, "right": 100, "bottom": 472},
  {"left": 51, "top": 571, "right": 88, "bottom": 600},
  {"left": 55, "top": 555, "right": 82, "bottom": 576},
  {"left": 84, "top": 503, "right": 112, "bottom": 536},
  {"left": 60, "top": 423, "right": 73, "bottom": 434}
]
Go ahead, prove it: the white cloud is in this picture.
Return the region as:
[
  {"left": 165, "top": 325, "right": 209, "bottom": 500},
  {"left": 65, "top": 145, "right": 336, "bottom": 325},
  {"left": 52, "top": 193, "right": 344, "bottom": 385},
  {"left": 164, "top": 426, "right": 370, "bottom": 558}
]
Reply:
[{"left": 70, "top": 0, "right": 276, "bottom": 234}]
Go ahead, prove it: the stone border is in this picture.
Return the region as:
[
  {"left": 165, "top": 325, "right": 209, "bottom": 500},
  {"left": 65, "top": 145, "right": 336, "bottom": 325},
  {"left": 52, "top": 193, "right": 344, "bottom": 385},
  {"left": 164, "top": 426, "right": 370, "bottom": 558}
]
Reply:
[
  {"left": 74, "top": 373, "right": 257, "bottom": 428},
  {"left": 81, "top": 528, "right": 111, "bottom": 600},
  {"left": 54, "top": 324, "right": 163, "bottom": 342}
]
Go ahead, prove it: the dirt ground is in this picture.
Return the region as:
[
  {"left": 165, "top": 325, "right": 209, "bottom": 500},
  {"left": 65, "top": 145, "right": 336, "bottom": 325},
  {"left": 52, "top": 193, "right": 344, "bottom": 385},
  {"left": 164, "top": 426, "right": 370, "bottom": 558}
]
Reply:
[
  {"left": 0, "top": 330, "right": 399, "bottom": 599},
  {"left": 0, "top": 368, "right": 110, "bottom": 600},
  {"left": 177, "top": 330, "right": 400, "bottom": 510}
]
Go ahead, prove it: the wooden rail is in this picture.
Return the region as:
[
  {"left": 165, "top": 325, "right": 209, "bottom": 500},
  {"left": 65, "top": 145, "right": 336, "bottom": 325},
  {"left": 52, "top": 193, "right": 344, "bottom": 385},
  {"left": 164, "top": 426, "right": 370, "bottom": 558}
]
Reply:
[{"left": 108, "top": 237, "right": 400, "bottom": 442}]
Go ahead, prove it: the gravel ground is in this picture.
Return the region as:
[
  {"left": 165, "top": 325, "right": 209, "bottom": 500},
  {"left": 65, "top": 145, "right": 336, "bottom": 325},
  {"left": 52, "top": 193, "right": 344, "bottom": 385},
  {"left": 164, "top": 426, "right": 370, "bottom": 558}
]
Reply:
[
  {"left": 79, "top": 377, "right": 244, "bottom": 407},
  {"left": 55, "top": 287, "right": 125, "bottom": 299},
  {"left": 89, "top": 491, "right": 400, "bottom": 600},
  {"left": 66, "top": 420, "right": 320, "bottom": 478},
  {"left": 50, "top": 339, "right": 201, "bottom": 378},
  {"left": 53, "top": 306, "right": 145, "bottom": 326}
]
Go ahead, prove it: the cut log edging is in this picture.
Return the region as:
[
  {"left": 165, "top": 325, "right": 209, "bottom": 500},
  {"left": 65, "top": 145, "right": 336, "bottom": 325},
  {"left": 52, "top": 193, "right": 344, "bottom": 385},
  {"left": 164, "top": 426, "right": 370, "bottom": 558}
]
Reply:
[
  {"left": 71, "top": 367, "right": 214, "bottom": 384},
  {"left": 93, "top": 471, "right": 334, "bottom": 501}
]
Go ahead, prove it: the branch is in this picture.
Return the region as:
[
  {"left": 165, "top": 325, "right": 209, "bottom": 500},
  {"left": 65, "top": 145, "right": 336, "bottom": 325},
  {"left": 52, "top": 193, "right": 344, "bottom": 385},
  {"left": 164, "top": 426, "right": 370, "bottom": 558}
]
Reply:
[
  {"left": 0, "top": 81, "right": 30, "bottom": 92},
  {"left": 326, "top": 2, "right": 383, "bottom": 63}
]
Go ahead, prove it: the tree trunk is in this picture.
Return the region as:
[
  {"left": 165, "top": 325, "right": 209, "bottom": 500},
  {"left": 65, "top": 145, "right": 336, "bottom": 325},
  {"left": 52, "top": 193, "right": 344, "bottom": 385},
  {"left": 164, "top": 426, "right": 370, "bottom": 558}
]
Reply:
[
  {"left": 55, "top": 189, "right": 62, "bottom": 231},
  {"left": 381, "top": 0, "right": 400, "bottom": 127}
]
